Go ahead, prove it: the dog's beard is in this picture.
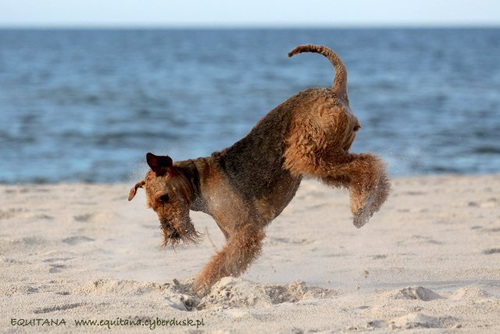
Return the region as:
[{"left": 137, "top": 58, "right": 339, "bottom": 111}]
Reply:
[{"left": 160, "top": 216, "right": 201, "bottom": 249}]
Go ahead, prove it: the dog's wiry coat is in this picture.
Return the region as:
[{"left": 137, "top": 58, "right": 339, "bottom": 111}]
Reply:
[{"left": 129, "top": 45, "right": 390, "bottom": 296}]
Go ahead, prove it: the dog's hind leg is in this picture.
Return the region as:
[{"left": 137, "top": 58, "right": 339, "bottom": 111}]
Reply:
[
  {"left": 317, "top": 153, "right": 390, "bottom": 228},
  {"left": 192, "top": 224, "right": 265, "bottom": 296}
]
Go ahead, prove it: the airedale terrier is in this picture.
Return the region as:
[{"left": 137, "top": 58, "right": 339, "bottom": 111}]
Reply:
[{"left": 128, "top": 44, "right": 390, "bottom": 296}]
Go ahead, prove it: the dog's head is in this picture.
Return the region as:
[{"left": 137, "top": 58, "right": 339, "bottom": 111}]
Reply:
[{"left": 128, "top": 153, "right": 200, "bottom": 248}]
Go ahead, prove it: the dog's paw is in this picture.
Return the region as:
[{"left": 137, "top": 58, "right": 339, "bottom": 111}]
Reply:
[
  {"left": 352, "top": 191, "right": 376, "bottom": 228},
  {"left": 353, "top": 208, "right": 373, "bottom": 228},
  {"left": 191, "top": 280, "right": 211, "bottom": 298}
]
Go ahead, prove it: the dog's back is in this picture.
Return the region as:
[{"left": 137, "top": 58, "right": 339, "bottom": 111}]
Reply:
[
  {"left": 213, "top": 94, "right": 302, "bottom": 216},
  {"left": 213, "top": 44, "right": 352, "bottom": 208}
]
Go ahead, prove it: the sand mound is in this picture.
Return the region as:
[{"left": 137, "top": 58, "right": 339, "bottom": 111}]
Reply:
[
  {"left": 394, "top": 286, "right": 443, "bottom": 301},
  {"left": 198, "top": 278, "right": 334, "bottom": 310},
  {"left": 74, "top": 277, "right": 334, "bottom": 312},
  {"left": 199, "top": 277, "right": 272, "bottom": 309}
]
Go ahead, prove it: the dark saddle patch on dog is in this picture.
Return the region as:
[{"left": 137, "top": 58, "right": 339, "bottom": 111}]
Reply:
[{"left": 215, "top": 102, "right": 297, "bottom": 203}]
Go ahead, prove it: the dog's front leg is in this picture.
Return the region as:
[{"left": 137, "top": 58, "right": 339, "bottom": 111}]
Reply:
[
  {"left": 320, "top": 153, "right": 390, "bottom": 228},
  {"left": 192, "top": 224, "right": 265, "bottom": 296}
]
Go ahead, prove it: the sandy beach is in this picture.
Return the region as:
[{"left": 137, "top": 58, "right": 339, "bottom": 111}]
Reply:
[{"left": 1, "top": 175, "right": 499, "bottom": 333}]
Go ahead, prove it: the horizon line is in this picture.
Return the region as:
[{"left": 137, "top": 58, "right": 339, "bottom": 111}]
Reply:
[{"left": 1, "top": 23, "right": 499, "bottom": 30}]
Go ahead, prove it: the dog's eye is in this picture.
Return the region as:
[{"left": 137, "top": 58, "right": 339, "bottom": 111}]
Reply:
[{"left": 159, "top": 194, "right": 170, "bottom": 202}]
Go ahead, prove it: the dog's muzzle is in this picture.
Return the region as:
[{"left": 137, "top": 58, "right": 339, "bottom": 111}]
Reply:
[{"left": 160, "top": 221, "right": 181, "bottom": 239}]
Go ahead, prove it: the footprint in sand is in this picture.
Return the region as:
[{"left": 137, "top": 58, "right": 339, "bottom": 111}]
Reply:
[
  {"left": 396, "top": 235, "right": 443, "bottom": 246},
  {"left": 44, "top": 257, "right": 73, "bottom": 273},
  {"left": 0, "top": 208, "right": 29, "bottom": 220},
  {"left": 73, "top": 214, "right": 94, "bottom": 222},
  {"left": 0, "top": 237, "right": 47, "bottom": 255},
  {"left": 62, "top": 236, "right": 95, "bottom": 245},
  {"left": 390, "top": 313, "right": 459, "bottom": 329},
  {"left": 74, "top": 212, "right": 117, "bottom": 223},
  {"left": 49, "top": 264, "right": 67, "bottom": 273},
  {"left": 43, "top": 257, "right": 74, "bottom": 263},
  {"left": 405, "top": 191, "right": 426, "bottom": 196},
  {"left": 365, "top": 313, "right": 460, "bottom": 330},
  {"left": 264, "top": 237, "right": 313, "bottom": 246},
  {"left": 33, "top": 303, "right": 83, "bottom": 314},
  {"left": 36, "top": 214, "right": 53, "bottom": 220},
  {"left": 482, "top": 248, "right": 500, "bottom": 255},
  {"left": 142, "top": 224, "right": 157, "bottom": 230},
  {"left": 468, "top": 198, "right": 498, "bottom": 208},
  {"left": 56, "top": 291, "right": 71, "bottom": 295}
]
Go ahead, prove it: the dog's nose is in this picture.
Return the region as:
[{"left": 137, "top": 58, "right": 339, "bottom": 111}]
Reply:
[{"left": 169, "top": 230, "right": 181, "bottom": 239}]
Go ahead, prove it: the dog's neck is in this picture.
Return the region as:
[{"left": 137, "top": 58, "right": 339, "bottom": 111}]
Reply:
[{"left": 174, "top": 158, "right": 207, "bottom": 212}]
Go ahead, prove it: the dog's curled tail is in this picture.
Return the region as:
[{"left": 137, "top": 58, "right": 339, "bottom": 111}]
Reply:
[{"left": 288, "top": 44, "right": 348, "bottom": 100}]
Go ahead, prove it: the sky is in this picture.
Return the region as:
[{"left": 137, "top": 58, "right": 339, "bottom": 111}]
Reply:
[{"left": 0, "top": 0, "right": 499, "bottom": 28}]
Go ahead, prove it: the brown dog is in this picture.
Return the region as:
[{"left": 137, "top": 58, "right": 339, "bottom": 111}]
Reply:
[{"left": 128, "top": 44, "right": 390, "bottom": 296}]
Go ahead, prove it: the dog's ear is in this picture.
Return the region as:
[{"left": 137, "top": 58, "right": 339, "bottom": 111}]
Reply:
[
  {"left": 146, "top": 152, "right": 173, "bottom": 176},
  {"left": 128, "top": 180, "right": 145, "bottom": 201}
]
